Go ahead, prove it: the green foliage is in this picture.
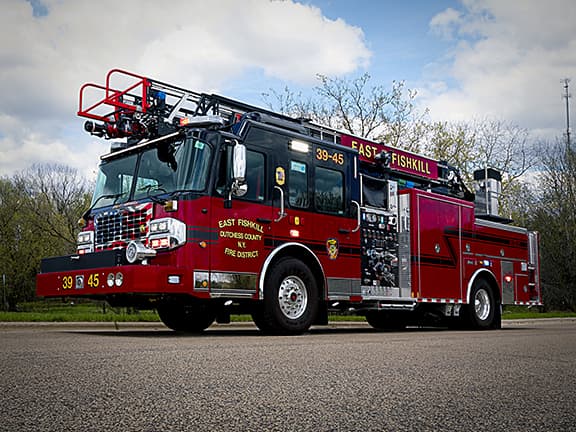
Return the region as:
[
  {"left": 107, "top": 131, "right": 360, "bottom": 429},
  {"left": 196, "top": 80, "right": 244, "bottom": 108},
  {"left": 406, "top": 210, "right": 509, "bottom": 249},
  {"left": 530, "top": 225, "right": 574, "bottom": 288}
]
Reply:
[
  {"left": 526, "top": 143, "right": 576, "bottom": 311},
  {"left": 0, "top": 164, "right": 91, "bottom": 310},
  {"left": 425, "top": 119, "right": 537, "bottom": 218}
]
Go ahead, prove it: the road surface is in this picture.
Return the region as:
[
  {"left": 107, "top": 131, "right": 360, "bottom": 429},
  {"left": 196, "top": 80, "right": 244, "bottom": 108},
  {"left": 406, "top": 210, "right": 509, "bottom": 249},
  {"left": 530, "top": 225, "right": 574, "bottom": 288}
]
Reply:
[{"left": 1, "top": 319, "right": 575, "bottom": 431}]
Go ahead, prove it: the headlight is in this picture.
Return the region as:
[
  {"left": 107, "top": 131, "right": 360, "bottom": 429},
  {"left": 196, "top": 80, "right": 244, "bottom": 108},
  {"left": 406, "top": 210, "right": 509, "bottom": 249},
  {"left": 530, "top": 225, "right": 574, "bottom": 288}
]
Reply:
[
  {"left": 77, "top": 231, "right": 94, "bottom": 244},
  {"left": 149, "top": 219, "right": 169, "bottom": 234},
  {"left": 77, "top": 230, "right": 94, "bottom": 254},
  {"left": 147, "top": 218, "right": 186, "bottom": 250}
]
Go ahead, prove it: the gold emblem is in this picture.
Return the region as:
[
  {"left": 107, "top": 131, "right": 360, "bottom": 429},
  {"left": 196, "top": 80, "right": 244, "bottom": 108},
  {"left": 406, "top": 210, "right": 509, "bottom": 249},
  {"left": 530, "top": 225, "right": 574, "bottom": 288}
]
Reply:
[{"left": 326, "top": 238, "right": 339, "bottom": 260}]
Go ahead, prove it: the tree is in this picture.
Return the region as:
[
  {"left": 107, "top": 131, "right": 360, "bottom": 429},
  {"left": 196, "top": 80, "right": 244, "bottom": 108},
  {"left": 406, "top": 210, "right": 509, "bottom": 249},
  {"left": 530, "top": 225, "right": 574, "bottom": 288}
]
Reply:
[
  {"left": 263, "top": 73, "right": 427, "bottom": 152},
  {"left": 15, "top": 164, "right": 91, "bottom": 251},
  {"left": 528, "top": 142, "right": 576, "bottom": 310},
  {"left": 425, "top": 119, "right": 537, "bottom": 218},
  {"left": 0, "top": 164, "right": 91, "bottom": 309},
  {"left": 0, "top": 177, "right": 42, "bottom": 309}
]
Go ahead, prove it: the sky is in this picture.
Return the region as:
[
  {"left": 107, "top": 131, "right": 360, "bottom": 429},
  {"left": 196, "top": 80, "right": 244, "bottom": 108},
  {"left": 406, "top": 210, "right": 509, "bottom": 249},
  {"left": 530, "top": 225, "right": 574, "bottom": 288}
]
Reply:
[{"left": 1, "top": 0, "right": 575, "bottom": 180}]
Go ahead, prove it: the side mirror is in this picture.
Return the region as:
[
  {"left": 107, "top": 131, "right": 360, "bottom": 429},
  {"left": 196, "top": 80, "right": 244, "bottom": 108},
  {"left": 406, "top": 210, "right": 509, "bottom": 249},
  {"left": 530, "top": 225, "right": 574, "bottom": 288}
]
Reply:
[
  {"left": 231, "top": 143, "right": 247, "bottom": 197},
  {"left": 232, "top": 143, "right": 246, "bottom": 182},
  {"left": 225, "top": 142, "right": 247, "bottom": 208},
  {"left": 232, "top": 143, "right": 248, "bottom": 197},
  {"left": 232, "top": 183, "right": 248, "bottom": 197}
]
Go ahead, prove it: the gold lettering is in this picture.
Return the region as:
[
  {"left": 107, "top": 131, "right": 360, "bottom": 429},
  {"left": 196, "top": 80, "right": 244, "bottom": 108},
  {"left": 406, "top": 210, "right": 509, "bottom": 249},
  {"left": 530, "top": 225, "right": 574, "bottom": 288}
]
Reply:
[
  {"left": 237, "top": 250, "right": 259, "bottom": 258},
  {"left": 218, "top": 219, "right": 235, "bottom": 228},
  {"left": 237, "top": 219, "right": 264, "bottom": 233},
  {"left": 220, "top": 231, "right": 244, "bottom": 239}
]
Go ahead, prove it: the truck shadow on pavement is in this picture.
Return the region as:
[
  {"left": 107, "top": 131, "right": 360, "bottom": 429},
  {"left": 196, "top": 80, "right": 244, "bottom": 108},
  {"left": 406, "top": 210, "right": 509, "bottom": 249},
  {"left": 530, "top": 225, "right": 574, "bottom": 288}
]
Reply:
[{"left": 66, "top": 325, "right": 533, "bottom": 338}]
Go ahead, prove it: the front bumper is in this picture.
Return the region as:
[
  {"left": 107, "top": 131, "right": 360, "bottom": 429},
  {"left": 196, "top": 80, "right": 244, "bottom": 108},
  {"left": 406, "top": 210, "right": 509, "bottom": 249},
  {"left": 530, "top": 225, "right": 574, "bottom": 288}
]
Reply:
[{"left": 37, "top": 250, "right": 190, "bottom": 298}]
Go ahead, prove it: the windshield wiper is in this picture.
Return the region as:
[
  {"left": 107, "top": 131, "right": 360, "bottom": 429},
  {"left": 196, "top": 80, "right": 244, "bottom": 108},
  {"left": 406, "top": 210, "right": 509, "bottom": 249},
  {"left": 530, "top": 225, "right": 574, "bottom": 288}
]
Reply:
[
  {"left": 168, "top": 189, "right": 194, "bottom": 198},
  {"left": 81, "top": 193, "right": 123, "bottom": 220},
  {"left": 138, "top": 184, "right": 167, "bottom": 204}
]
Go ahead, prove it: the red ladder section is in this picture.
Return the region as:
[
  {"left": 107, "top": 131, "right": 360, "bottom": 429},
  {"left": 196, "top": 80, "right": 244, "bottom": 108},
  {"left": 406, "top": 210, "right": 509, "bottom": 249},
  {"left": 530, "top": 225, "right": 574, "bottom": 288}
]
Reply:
[{"left": 78, "top": 69, "right": 152, "bottom": 122}]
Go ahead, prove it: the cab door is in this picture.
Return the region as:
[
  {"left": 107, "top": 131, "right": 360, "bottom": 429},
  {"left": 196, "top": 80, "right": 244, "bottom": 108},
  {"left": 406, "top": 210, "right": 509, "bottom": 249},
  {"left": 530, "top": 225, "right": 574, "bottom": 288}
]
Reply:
[
  {"left": 271, "top": 137, "right": 360, "bottom": 298},
  {"left": 208, "top": 143, "right": 273, "bottom": 298}
]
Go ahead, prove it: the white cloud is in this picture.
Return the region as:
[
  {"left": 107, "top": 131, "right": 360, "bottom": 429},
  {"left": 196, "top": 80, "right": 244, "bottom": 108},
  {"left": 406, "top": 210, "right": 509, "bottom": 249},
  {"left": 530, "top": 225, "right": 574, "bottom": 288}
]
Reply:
[
  {"left": 421, "top": 0, "right": 576, "bottom": 137},
  {"left": 429, "top": 8, "right": 462, "bottom": 40},
  {"left": 0, "top": 0, "right": 370, "bottom": 177},
  {"left": 0, "top": 115, "right": 106, "bottom": 180}
]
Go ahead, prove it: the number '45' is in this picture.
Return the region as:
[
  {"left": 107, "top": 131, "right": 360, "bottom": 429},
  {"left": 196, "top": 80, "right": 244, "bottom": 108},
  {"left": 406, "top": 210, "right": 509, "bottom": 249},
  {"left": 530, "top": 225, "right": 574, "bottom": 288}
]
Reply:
[{"left": 87, "top": 274, "right": 99, "bottom": 288}]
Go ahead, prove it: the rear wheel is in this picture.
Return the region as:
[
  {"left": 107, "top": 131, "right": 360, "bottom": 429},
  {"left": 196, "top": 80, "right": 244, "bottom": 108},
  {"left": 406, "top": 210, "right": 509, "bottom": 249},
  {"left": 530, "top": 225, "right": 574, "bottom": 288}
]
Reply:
[
  {"left": 157, "top": 301, "right": 216, "bottom": 333},
  {"left": 466, "top": 279, "right": 496, "bottom": 330},
  {"left": 253, "top": 258, "right": 318, "bottom": 335}
]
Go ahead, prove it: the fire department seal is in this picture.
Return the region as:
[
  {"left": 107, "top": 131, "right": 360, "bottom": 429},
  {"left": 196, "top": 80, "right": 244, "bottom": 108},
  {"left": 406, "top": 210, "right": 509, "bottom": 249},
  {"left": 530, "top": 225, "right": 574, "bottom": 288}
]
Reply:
[
  {"left": 326, "top": 238, "right": 339, "bottom": 260},
  {"left": 275, "top": 167, "right": 285, "bottom": 186}
]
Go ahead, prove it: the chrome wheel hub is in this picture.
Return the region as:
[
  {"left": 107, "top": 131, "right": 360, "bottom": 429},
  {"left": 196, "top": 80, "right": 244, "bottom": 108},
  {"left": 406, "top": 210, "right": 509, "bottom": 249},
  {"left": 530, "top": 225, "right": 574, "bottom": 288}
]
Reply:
[
  {"left": 474, "top": 288, "right": 491, "bottom": 321},
  {"left": 278, "top": 275, "right": 308, "bottom": 320}
]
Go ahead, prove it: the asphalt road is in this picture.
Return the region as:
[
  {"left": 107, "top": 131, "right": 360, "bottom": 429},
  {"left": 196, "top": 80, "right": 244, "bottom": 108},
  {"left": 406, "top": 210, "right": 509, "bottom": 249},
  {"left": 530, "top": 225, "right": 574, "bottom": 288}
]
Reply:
[{"left": 1, "top": 320, "right": 575, "bottom": 432}]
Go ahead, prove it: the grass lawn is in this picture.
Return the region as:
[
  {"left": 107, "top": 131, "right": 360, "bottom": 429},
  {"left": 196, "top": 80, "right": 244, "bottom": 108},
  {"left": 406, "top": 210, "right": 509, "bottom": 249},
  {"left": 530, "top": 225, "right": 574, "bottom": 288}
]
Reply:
[{"left": 0, "top": 301, "right": 160, "bottom": 322}]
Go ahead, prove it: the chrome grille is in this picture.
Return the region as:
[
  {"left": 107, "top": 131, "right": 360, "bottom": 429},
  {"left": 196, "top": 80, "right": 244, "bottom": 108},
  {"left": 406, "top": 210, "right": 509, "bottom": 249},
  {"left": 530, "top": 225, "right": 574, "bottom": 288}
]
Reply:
[{"left": 94, "top": 203, "right": 153, "bottom": 249}]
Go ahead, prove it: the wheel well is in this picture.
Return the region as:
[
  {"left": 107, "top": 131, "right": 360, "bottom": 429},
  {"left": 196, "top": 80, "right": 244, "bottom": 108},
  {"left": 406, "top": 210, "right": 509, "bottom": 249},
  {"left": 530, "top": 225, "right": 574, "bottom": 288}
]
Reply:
[
  {"left": 466, "top": 270, "right": 502, "bottom": 329},
  {"left": 468, "top": 270, "right": 501, "bottom": 305},
  {"left": 260, "top": 244, "right": 325, "bottom": 300}
]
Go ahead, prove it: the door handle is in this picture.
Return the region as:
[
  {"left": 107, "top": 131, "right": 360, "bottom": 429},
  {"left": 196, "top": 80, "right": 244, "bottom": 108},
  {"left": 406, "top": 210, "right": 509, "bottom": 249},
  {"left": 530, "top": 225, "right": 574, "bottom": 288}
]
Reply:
[
  {"left": 351, "top": 200, "right": 360, "bottom": 233},
  {"left": 274, "top": 186, "right": 287, "bottom": 222}
]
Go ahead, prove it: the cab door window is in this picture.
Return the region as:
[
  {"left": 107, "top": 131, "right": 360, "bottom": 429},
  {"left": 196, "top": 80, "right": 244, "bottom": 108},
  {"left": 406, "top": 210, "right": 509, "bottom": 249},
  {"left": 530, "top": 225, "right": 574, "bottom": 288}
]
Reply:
[
  {"left": 216, "top": 148, "right": 265, "bottom": 202},
  {"left": 244, "top": 150, "right": 265, "bottom": 202},
  {"left": 315, "top": 166, "right": 344, "bottom": 214},
  {"left": 289, "top": 160, "right": 309, "bottom": 208}
]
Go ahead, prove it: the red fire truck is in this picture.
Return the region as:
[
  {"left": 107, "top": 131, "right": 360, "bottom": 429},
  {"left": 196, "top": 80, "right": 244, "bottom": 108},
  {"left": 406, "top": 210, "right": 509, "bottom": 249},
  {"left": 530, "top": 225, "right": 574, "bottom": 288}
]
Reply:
[{"left": 36, "top": 69, "right": 541, "bottom": 334}]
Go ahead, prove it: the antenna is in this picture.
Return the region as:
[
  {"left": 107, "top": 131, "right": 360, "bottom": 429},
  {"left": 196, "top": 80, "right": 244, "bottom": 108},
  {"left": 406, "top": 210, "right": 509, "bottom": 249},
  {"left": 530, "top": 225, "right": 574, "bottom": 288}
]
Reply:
[{"left": 562, "top": 78, "right": 571, "bottom": 148}]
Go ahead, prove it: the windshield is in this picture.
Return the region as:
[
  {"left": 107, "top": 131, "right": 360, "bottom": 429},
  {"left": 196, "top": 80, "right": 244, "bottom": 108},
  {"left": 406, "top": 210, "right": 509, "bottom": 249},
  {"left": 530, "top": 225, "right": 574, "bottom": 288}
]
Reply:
[{"left": 91, "top": 137, "right": 213, "bottom": 209}]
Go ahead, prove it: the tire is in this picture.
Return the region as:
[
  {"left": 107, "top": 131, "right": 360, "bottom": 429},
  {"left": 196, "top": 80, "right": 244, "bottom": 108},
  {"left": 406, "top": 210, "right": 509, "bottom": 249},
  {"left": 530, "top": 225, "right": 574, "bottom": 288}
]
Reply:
[
  {"left": 255, "top": 258, "right": 318, "bottom": 335},
  {"left": 250, "top": 305, "right": 275, "bottom": 333},
  {"left": 157, "top": 301, "right": 216, "bottom": 333},
  {"left": 365, "top": 310, "right": 407, "bottom": 330},
  {"left": 466, "top": 278, "right": 496, "bottom": 330}
]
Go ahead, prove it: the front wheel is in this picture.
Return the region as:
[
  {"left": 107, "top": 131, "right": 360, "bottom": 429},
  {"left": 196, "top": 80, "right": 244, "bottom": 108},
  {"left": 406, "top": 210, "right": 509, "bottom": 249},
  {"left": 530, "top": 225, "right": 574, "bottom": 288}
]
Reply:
[
  {"left": 254, "top": 258, "right": 318, "bottom": 335},
  {"left": 465, "top": 279, "right": 497, "bottom": 330}
]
